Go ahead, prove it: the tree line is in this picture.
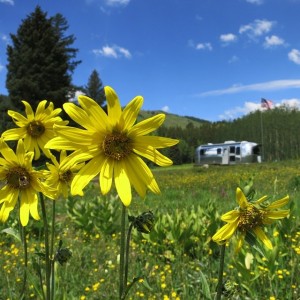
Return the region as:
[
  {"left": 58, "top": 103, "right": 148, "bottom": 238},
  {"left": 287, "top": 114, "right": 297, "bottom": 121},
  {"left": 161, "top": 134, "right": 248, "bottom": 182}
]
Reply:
[{"left": 158, "top": 106, "right": 300, "bottom": 164}]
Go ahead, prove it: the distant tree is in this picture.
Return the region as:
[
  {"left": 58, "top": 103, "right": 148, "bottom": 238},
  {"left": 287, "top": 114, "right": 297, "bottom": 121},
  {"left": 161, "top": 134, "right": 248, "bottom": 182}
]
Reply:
[
  {"left": 85, "top": 69, "right": 106, "bottom": 107},
  {"left": 0, "top": 95, "right": 16, "bottom": 132},
  {"left": 6, "top": 6, "right": 81, "bottom": 109}
]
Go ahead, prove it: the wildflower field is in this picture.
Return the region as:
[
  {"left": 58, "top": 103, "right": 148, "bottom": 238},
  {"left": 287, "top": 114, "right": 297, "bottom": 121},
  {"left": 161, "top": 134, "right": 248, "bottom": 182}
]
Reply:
[{"left": 1, "top": 161, "right": 299, "bottom": 300}]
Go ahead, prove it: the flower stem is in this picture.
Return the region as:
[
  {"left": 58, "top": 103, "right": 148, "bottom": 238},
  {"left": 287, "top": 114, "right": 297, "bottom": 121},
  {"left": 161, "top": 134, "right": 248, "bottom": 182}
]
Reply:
[
  {"left": 19, "top": 223, "right": 28, "bottom": 299},
  {"left": 124, "top": 222, "right": 134, "bottom": 293},
  {"left": 40, "top": 193, "right": 51, "bottom": 300},
  {"left": 216, "top": 244, "right": 226, "bottom": 300},
  {"left": 119, "top": 204, "right": 126, "bottom": 300},
  {"left": 50, "top": 200, "right": 56, "bottom": 300}
]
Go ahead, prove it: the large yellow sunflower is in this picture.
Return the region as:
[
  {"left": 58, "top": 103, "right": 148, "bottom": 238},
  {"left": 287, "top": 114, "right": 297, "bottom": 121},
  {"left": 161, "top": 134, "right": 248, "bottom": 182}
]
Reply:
[
  {"left": 212, "top": 187, "right": 290, "bottom": 250},
  {"left": 45, "top": 86, "right": 179, "bottom": 206},
  {"left": 45, "top": 151, "right": 84, "bottom": 199},
  {"left": 2, "top": 100, "right": 68, "bottom": 160},
  {"left": 0, "top": 139, "right": 54, "bottom": 226}
]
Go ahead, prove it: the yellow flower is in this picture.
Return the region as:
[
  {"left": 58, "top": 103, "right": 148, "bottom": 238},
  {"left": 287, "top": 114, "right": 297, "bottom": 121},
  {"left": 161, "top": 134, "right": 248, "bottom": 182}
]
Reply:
[
  {"left": 2, "top": 100, "right": 68, "bottom": 160},
  {"left": 0, "top": 139, "right": 54, "bottom": 226},
  {"left": 45, "top": 86, "right": 179, "bottom": 206},
  {"left": 45, "top": 151, "right": 84, "bottom": 199},
  {"left": 212, "top": 187, "right": 289, "bottom": 250}
]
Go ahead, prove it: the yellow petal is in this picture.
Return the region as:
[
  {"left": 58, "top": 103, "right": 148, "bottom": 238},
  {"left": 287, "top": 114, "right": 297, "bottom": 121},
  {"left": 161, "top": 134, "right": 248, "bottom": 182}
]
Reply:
[
  {"left": 253, "top": 227, "right": 273, "bottom": 249},
  {"left": 122, "top": 96, "right": 143, "bottom": 131},
  {"left": 133, "top": 145, "right": 173, "bottom": 166},
  {"left": 264, "top": 210, "right": 290, "bottom": 220},
  {"left": 114, "top": 161, "right": 131, "bottom": 206},
  {"left": 1, "top": 127, "right": 27, "bottom": 140},
  {"left": 236, "top": 187, "right": 248, "bottom": 209},
  {"left": 100, "top": 158, "right": 113, "bottom": 195},
  {"left": 53, "top": 125, "right": 94, "bottom": 145},
  {"left": 77, "top": 95, "right": 110, "bottom": 132},
  {"left": 105, "top": 86, "right": 122, "bottom": 126},
  {"left": 126, "top": 155, "right": 160, "bottom": 195},
  {"left": 212, "top": 221, "right": 239, "bottom": 243},
  {"left": 129, "top": 114, "right": 165, "bottom": 137},
  {"left": 20, "top": 192, "right": 30, "bottom": 226},
  {"left": 134, "top": 136, "right": 179, "bottom": 149},
  {"left": 235, "top": 233, "right": 246, "bottom": 253},
  {"left": 267, "top": 195, "right": 289, "bottom": 209},
  {"left": 221, "top": 210, "right": 240, "bottom": 223},
  {"left": 22, "top": 101, "right": 34, "bottom": 121},
  {"left": 63, "top": 102, "right": 96, "bottom": 131},
  {"left": 71, "top": 157, "right": 103, "bottom": 196}
]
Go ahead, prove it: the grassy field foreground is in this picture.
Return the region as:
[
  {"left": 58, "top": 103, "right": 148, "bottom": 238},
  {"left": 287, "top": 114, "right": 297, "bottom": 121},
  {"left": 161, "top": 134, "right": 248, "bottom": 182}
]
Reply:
[{"left": 0, "top": 161, "right": 300, "bottom": 299}]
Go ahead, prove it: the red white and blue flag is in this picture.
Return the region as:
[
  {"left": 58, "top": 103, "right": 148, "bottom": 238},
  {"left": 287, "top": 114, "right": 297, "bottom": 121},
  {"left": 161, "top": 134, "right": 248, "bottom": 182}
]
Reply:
[{"left": 261, "top": 98, "right": 274, "bottom": 110}]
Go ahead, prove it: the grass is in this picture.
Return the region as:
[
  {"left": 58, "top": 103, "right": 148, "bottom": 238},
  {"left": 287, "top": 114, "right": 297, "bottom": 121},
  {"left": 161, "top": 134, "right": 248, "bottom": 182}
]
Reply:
[{"left": 0, "top": 161, "right": 300, "bottom": 299}]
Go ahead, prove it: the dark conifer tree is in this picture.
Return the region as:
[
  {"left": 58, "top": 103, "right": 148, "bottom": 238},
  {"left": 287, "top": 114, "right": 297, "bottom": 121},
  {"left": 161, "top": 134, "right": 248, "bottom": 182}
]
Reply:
[
  {"left": 85, "top": 69, "right": 106, "bottom": 107},
  {"left": 6, "top": 6, "right": 80, "bottom": 109}
]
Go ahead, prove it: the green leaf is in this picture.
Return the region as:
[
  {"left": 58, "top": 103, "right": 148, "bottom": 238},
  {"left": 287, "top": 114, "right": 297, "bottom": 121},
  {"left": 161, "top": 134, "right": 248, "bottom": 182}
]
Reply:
[
  {"left": 199, "top": 270, "right": 212, "bottom": 299},
  {"left": 245, "top": 231, "right": 266, "bottom": 257},
  {"left": 1, "top": 227, "right": 21, "bottom": 243}
]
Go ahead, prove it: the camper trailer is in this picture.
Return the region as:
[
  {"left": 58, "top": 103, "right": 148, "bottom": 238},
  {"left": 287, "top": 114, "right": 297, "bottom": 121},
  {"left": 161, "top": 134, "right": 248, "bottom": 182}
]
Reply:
[{"left": 194, "top": 141, "right": 261, "bottom": 166}]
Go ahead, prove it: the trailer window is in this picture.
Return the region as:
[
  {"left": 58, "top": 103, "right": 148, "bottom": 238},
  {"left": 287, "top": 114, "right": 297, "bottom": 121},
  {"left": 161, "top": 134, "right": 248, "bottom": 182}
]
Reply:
[
  {"left": 236, "top": 147, "right": 240, "bottom": 155},
  {"left": 200, "top": 149, "right": 205, "bottom": 155},
  {"left": 230, "top": 146, "right": 235, "bottom": 154},
  {"left": 217, "top": 148, "right": 221, "bottom": 155}
]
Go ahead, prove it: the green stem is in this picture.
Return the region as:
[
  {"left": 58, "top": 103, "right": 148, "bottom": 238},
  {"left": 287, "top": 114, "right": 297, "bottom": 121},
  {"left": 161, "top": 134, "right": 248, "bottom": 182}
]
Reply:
[
  {"left": 123, "top": 222, "right": 134, "bottom": 298},
  {"left": 216, "top": 244, "right": 226, "bottom": 300},
  {"left": 40, "top": 193, "right": 51, "bottom": 300},
  {"left": 119, "top": 204, "right": 126, "bottom": 300},
  {"left": 50, "top": 200, "right": 56, "bottom": 300}
]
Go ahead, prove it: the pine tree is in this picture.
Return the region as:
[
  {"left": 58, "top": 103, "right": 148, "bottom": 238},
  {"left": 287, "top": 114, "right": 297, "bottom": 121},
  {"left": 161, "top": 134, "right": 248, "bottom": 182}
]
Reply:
[
  {"left": 6, "top": 6, "right": 81, "bottom": 109},
  {"left": 85, "top": 69, "right": 106, "bottom": 107}
]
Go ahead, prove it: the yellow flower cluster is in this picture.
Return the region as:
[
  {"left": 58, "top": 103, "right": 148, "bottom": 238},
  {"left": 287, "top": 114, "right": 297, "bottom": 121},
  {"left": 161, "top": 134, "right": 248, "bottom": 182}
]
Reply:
[{"left": 0, "top": 86, "right": 178, "bottom": 225}]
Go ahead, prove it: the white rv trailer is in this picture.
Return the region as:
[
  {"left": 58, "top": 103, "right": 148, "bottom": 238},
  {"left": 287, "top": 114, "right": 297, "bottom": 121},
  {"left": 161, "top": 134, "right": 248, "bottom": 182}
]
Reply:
[{"left": 194, "top": 141, "right": 261, "bottom": 165}]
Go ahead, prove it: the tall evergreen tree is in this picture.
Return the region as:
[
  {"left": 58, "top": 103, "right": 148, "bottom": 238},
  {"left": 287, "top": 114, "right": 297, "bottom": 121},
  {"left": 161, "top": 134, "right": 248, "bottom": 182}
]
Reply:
[
  {"left": 85, "top": 69, "right": 106, "bottom": 107},
  {"left": 6, "top": 6, "right": 81, "bottom": 109}
]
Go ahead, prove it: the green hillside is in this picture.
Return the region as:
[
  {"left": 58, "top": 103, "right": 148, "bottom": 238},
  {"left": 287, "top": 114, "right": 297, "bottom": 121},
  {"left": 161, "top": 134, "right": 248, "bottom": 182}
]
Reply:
[{"left": 138, "top": 110, "right": 209, "bottom": 128}]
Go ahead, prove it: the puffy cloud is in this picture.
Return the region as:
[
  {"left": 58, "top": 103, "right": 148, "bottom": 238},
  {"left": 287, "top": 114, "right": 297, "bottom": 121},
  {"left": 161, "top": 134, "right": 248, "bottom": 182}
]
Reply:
[
  {"left": 161, "top": 105, "right": 170, "bottom": 112},
  {"left": 228, "top": 55, "right": 239, "bottom": 64},
  {"left": 0, "top": 63, "right": 4, "bottom": 72},
  {"left": 92, "top": 45, "right": 132, "bottom": 59},
  {"left": 245, "top": 0, "right": 263, "bottom": 4},
  {"left": 220, "top": 33, "right": 237, "bottom": 43},
  {"left": 0, "top": 0, "right": 14, "bottom": 5},
  {"left": 239, "top": 19, "right": 274, "bottom": 38},
  {"left": 263, "top": 35, "right": 285, "bottom": 48},
  {"left": 219, "top": 98, "right": 300, "bottom": 120},
  {"left": 288, "top": 49, "right": 300, "bottom": 64},
  {"left": 195, "top": 42, "right": 212, "bottom": 51},
  {"left": 106, "top": 0, "right": 130, "bottom": 5}
]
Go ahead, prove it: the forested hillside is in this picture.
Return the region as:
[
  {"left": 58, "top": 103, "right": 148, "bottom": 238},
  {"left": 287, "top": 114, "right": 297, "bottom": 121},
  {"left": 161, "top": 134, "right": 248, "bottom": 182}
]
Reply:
[{"left": 158, "top": 106, "right": 300, "bottom": 164}]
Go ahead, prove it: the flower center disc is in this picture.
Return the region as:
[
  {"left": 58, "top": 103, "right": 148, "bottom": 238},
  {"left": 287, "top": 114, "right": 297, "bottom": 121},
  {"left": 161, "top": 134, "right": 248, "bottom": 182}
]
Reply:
[
  {"left": 103, "top": 132, "right": 132, "bottom": 161},
  {"left": 27, "top": 120, "right": 45, "bottom": 137},
  {"left": 59, "top": 170, "right": 73, "bottom": 183},
  {"left": 6, "top": 167, "right": 31, "bottom": 189},
  {"left": 238, "top": 205, "right": 264, "bottom": 231}
]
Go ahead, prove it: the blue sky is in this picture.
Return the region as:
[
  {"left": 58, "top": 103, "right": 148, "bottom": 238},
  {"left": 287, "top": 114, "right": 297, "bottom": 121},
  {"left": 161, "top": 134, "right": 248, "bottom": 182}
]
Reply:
[{"left": 1, "top": 0, "right": 300, "bottom": 121}]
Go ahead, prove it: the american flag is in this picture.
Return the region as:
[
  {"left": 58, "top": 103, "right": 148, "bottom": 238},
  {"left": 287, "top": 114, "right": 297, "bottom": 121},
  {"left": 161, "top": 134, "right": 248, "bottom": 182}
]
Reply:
[{"left": 261, "top": 98, "right": 274, "bottom": 110}]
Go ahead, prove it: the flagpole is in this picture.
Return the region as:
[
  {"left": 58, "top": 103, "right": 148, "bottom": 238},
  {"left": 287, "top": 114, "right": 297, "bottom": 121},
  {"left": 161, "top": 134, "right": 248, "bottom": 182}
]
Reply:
[{"left": 260, "top": 109, "right": 264, "bottom": 161}]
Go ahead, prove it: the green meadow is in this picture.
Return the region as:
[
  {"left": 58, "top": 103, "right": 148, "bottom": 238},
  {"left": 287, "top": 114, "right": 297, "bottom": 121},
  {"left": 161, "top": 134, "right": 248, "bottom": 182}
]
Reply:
[{"left": 1, "top": 161, "right": 299, "bottom": 300}]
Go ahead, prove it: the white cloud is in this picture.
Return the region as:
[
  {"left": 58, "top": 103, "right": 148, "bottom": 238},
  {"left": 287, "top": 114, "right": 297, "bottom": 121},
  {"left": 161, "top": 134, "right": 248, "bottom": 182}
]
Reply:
[
  {"left": 0, "top": 0, "right": 14, "bottom": 5},
  {"left": 220, "top": 33, "right": 237, "bottom": 43},
  {"left": 219, "top": 98, "right": 300, "bottom": 120},
  {"left": 196, "top": 79, "right": 300, "bottom": 97},
  {"left": 239, "top": 19, "right": 274, "bottom": 38},
  {"left": 92, "top": 45, "right": 132, "bottom": 59},
  {"left": 106, "top": 0, "right": 130, "bottom": 6},
  {"left": 0, "top": 63, "right": 4, "bottom": 72},
  {"left": 161, "top": 105, "right": 170, "bottom": 112},
  {"left": 288, "top": 49, "right": 300, "bottom": 64},
  {"left": 195, "top": 42, "right": 212, "bottom": 51},
  {"left": 245, "top": 0, "right": 263, "bottom": 4},
  {"left": 263, "top": 35, "right": 285, "bottom": 48}
]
